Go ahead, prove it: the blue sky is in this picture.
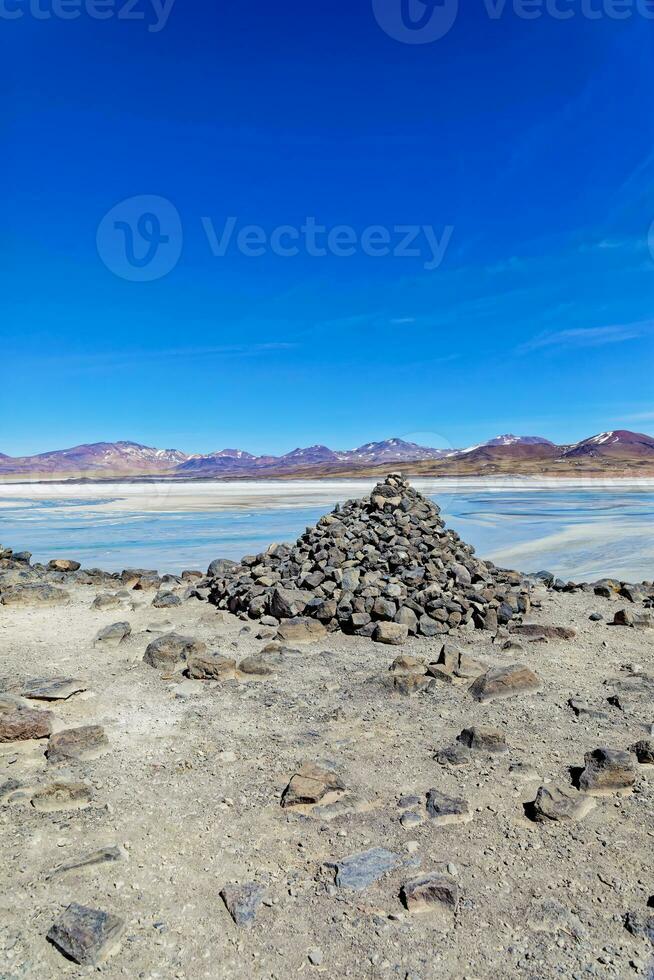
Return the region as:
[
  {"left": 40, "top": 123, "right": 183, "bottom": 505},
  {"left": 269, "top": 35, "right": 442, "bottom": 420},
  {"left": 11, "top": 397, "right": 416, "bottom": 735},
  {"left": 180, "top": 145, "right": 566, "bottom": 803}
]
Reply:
[{"left": 2, "top": 0, "right": 653, "bottom": 456}]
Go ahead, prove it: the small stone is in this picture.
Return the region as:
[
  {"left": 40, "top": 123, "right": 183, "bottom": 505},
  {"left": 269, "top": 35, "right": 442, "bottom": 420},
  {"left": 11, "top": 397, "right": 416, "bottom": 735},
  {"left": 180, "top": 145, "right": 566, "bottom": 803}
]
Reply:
[
  {"left": 435, "top": 743, "right": 470, "bottom": 767},
  {"left": 281, "top": 762, "right": 344, "bottom": 808},
  {"left": 152, "top": 591, "right": 182, "bottom": 608},
  {"left": 400, "top": 811, "right": 423, "bottom": 828},
  {"left": 425, "top": 788, "right": 472, "bottom": 825},
  {"left": 276, "top": 617, "right": 327, "bottom": 644},
  {"left": 47, "top": 726, "right": 109, "bottom": 764},
  {"left": 45, "top": 846, "right": 126, "bottom": 881},
  {"left": 528, "top": 784, "right": 596, "bottom": 822},
  {"left": 308, "top": 948, "right": 324, "bottom": 966},
  {"left": 94, "top": 621, "right": 131, "bottom": 647},
  {"left": 47, "top": 903, "right": 124, "bottom": 965},
  {"left": 512, "top": 624, "right": 576, "bottom": 641},
  {"left": 220, "top": 881, "right": 266, "bottom": 927},
  {"left": 239, "top": 650, "right": 284, "bottom": 676},
  {"left": 20, "top": 677, "right": 86, "bottom": 701},
  {"left": 187, "top": 652, "right": 236, "bottom": 680},
  {"left": 456, "top": 726, "right": 507, "bottom": 754},
  {"left": 48, "top": 558, "right": 81, "bottom": 572},
  {"left": 400, "top": 872, "right": 459, "bottom": 913},
  {"left": 373, "top": 622, "right": 409, "bottom": 646},
  {"left": 143, "top": 633, "right": 207, "bottom": 669},
  {"left": 630, "top": 739, "right": 654, "bottom": 765},
  {"left": 468, "top": 663, "right": 541, "bottom": 703},
  {"left": 578, "top": 748, "right": 637, "bottom": 796},
  {"left": 326, "top": 848, "right": 402, "bottom": 891},
  {"left": 31, "top": 781, "right": 92, "bottom": 812},
  {"left": 0, "top": 705, "right": 53, "bottom": 742}
]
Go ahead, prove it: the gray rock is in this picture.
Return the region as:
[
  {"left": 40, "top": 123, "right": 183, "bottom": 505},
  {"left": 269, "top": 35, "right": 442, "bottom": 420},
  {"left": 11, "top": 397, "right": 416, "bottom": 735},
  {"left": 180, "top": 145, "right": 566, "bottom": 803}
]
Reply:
[
  {"left": 220, "top": 882, "right": 266, "bottom": 927},
  {"left": 457, "top": 726, "right": 507, "bottom": 754},
  {"left": 373, "top": 622, "right": 409, "bottom": 646},
  {"left": 94, "top": 621, "right": 131, "bottom": 646},
  {"left": 529, "top": 784, "right": 596, "bottom": 822},
  {"left": 152, "top": 591, "right": 182, "bottom": 608},
  {"left": 20, "top": 677, "right": 86, "bottom": 701},
  {"left": 425, "top": 788, "right": 472, "bottom": 825},
  {"left": 326, "top": 847, "right": 402, "bottom": 891},
  {"left": 47, "top": 903, "right": 124, "bottom": 965},
  {"left": 468, "top": 663, "right": 542, "bottom": 702},
  {"left": 47, "top": 725, "right": 109, "bottom": 764},
  {"left": 578, "top": 748, "right": 637, "bottom": 795},
  {"left": 143, "top": 633, "right": 207, "bottom": 669},
  {"left": 400, "top": 872, "right": 459, "bottom": 913},
  {"left": 187, "top": 652, "right": 236, "bottom": 681}
]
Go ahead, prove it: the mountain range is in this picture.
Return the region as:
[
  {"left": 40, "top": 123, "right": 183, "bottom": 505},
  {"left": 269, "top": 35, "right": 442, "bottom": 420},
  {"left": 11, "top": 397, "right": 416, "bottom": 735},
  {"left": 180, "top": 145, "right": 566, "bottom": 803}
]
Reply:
[{"left": 0, "top": 430, "right": 653, "bottom": 481}]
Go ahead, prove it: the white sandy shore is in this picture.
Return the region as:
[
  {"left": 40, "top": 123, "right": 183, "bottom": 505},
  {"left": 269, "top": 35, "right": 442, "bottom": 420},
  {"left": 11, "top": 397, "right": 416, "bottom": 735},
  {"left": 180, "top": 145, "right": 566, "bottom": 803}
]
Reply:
[{"left": 2, "top": 476, "right": 654, "bottom": 514}]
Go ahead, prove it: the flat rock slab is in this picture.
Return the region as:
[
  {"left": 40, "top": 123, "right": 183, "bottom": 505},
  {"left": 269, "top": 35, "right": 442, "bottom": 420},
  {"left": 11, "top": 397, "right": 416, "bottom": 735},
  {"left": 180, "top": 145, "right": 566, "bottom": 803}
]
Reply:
[
  {"left": 47, "top": 725, "right": 109, "bottom": 764},
  {"left": 47, "top": 903, "right": 125, "bottom": 965},
  {"left": 327, "top": 847, "right": 402, "bottom": 891},
  {"left": 0, "top": 584, "right": 69, "bottom": 606},
  {"left": 400, "top": 872, "right": 460, "bottom": 913},
  {"left": 94, "top": 621, "right": 131, "bottom": 646},
  {"left": 512, "top": 624, "right": 576, "bottom": 641},
  {"left": 143, "top": 633, "right": 207, "bottom": 669},
  {"left": 457, "top": 726, "right": 507, "bottom": 754},
  {"left": 187, "top": 652, "right": 236, "bottom": 681},
  {"left": 276, "top": 617, "right": 327, "bottom": 644},
  {"left": 281, "top": 762, "right": 345, "bottom": 808},
  {"left": 373, "top": 622, "right": 409, "bottom": 645},
  {"left": 46, "top": 845, "right": 126, "bottom": 881},
  {"left": 579, "top": 748, "right": 637, "bottom": 796},
  {"left": 613, "top": 609, "right": 654, "bottom": 628},
  {"left": 152, "top": 591, "right": 182, "bottom": 608},
  {"left": 426, "top": 788, "right": 472, "bottom": 826},
  {"left": 469, "top": 663, "right": 542, "bottom": 703},
  {"left": 529, "top": 784, "right": 596, "bottom": 823},
  {"left": 239, "top": 650, "right": 284, "bottom": 677},
  {"left": 220, "top": 882, "right": 266, "bottom": 927},
  {"left": 31, "top": 781, "right": 92, "bottom": 812},
  {"left": 0, "top": 706, "right": 53, "bottom": 742},
  {"left": 21, "top": 677, "right": 86, "bottom": 701}
]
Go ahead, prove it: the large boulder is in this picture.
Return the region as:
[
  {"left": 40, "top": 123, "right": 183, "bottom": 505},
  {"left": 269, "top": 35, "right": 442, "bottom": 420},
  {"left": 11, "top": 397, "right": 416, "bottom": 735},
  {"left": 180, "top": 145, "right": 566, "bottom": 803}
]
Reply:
[{"left": 143, "top": 633, "right": 207, "bottom": 669}]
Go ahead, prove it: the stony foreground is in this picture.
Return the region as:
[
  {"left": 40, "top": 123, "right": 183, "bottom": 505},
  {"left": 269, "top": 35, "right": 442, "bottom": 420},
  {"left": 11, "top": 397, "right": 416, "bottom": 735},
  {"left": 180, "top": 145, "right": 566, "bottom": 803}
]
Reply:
[{"left": 1, "top": 533, "right": 654, "bottom": 977}]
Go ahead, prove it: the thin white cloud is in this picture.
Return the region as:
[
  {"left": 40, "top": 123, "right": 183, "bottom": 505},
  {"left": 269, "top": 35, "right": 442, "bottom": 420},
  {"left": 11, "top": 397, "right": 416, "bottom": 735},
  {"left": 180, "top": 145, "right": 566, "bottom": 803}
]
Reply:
[{"left": 516, "top": 321, "right": 651, "bottom": 355}]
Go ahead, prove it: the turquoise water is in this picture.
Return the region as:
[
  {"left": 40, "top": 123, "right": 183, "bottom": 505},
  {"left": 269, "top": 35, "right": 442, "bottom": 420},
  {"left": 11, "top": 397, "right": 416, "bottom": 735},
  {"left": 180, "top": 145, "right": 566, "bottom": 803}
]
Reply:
[{"left": 0, "top": 484, "right": 652, "bottom": 582}]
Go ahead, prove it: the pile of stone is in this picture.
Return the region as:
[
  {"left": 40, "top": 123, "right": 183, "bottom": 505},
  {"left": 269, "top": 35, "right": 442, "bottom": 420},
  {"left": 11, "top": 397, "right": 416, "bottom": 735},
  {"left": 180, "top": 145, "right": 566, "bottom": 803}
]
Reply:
[{"left": 208, "top": 473, "right": 531, "bottom": 640}]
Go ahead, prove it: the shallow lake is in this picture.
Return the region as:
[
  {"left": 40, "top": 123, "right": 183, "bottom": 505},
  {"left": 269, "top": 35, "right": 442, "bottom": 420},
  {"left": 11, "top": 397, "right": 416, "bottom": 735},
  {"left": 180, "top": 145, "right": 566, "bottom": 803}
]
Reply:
[{"left": 0, "top": 479, "right": 652, "bottom": 582}]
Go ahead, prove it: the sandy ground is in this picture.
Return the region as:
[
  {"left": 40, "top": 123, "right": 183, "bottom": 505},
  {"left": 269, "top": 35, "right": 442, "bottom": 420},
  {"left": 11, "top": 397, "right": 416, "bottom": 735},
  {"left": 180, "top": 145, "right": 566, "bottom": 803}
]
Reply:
[{"left": 1, "top": 580, "right": 653, "bottom": 979}]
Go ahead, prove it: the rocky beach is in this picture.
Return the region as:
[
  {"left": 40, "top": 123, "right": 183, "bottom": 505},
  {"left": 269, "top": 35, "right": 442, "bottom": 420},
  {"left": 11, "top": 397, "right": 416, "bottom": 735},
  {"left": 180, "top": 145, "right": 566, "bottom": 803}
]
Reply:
[{"left": 1, "top": 475, "right": 653, "bottom": 979}]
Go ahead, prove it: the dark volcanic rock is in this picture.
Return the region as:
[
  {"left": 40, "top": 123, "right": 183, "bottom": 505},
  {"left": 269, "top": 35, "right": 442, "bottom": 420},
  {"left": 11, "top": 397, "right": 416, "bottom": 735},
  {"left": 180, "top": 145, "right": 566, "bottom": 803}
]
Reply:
[
  {"left": 457, "top": 726, "right": 507, "bottom": 754},
  {"left": 425, "top": 788, "right": 472, "bottom": 825},
  {"left": 220, "top": 882, "right": 266, "bottom": 927},
  {"left": 0, "top": 705, "right": 53, "bottom": 741},
  {"left": 326, "top": 848, "right": 402, "bottom": 891},
  {"left": 578, "top": 748, "right": 637, "bottom": 796},
  {"left": 400, "top": 872, "right": 460, "bottom": 913},
  {"left": 528, "top": 784, "right": 595, "bottom": 823},
  {"left": 207, "top": 474, "right": 530, "bottom": 640},
  {"left": 47, "top": 903, "right": 124, "bottom": 965}
]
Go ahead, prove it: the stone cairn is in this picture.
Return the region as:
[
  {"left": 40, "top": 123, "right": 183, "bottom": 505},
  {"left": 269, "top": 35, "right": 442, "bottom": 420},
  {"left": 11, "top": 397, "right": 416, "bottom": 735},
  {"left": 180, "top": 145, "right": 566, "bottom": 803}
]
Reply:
[{"left": 208, "top": 474, "right": 531, "bottom": 640}]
